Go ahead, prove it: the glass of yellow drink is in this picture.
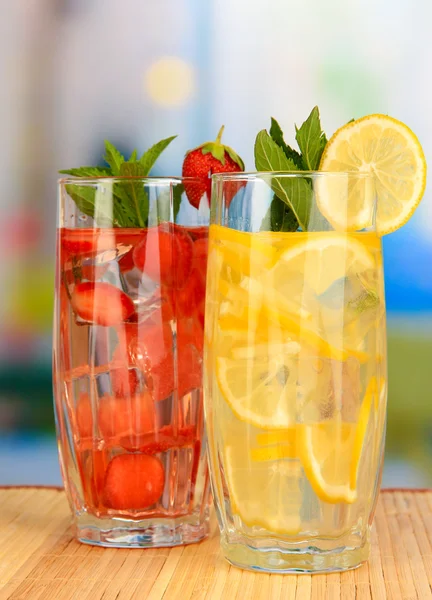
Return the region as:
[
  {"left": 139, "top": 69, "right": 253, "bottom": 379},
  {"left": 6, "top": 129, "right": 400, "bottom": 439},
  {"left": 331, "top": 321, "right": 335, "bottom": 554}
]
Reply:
[{"left": 204, "top": 172, "right": 387, "bottom": 573}]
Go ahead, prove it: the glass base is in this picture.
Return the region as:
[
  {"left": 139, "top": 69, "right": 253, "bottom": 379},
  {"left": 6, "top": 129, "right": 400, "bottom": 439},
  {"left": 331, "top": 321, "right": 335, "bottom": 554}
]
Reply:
[
  {"left": 221, "top": 538, "right": 370, "bottom": 574},
  {"left": 75, "top": 512, "right": 209, "bottom": 548}
]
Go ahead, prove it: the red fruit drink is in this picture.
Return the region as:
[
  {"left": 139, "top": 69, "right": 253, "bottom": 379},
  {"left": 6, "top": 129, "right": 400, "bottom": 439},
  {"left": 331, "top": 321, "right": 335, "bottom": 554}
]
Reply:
[{"left": 54, "top": 222, "right": 210, "bottom": 547}]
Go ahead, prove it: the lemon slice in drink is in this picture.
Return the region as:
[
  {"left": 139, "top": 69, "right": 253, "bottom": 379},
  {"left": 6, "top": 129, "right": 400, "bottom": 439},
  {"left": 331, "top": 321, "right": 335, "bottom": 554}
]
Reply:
[
  {"left": 318, "top": 114, "right": 427, "bottom": 234},
  {"left": 224, "top": 444, "right": 302, "bottom": 534},
  {"left": 297, "top": 380, "right": 374, "bottom": 504},
  {"left": 216, "top": 344, "right": 299, "bottom": 429},
  {"left": 271, "top": 232, "right": 375, "bottom": 296},
  {"left": 265, "top": 232, "right": 376, "bottom": 362}
]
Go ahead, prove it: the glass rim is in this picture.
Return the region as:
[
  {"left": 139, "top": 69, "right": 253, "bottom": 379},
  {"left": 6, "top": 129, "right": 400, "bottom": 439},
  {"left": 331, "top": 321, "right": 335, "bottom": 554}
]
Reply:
[
  {"left": 211, "top": 170, "right": 374, "bottom": 181},
  {"left": 58, "top": 175, "right": 202, "bottom": 185}
]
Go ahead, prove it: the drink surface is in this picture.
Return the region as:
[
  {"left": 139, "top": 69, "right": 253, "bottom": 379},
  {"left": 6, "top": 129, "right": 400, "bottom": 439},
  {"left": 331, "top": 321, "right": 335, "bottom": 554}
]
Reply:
[
  {"left": 205, "top": 224, "right": 387, "bottom": 540},
  {"left": 55, "top": 224, "right": 208, "bottom": 518}
]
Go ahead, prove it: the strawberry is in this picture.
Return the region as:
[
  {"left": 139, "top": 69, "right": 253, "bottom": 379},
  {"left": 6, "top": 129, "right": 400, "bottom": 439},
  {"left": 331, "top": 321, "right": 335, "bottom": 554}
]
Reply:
[
  {"left": 178, "top": 343, "right": 202, "bottom": 397},
  {"left": 147, "top": 352, "right": 175, "bottom": 402},
  {"left": 188, "top": 226, "right": 208, "bottom": 242},
  {"left": 182, "top": 126, "right": 245, "bottom": 209},
  {"left": 178, "top": 317, "right": 204, "bottom": 354},
  {"left": 175, "top": 267, "right": 206, "bottom": 319},
  {"left": 110, "top": 360, "right": 141, "bottom": 399},
  {"left": 61, "top": 228, "right": 117, "bottom": 256},
  {"left": 133, "top": 223, "right": 194, "bottom": 289},
  {"left": 129, "top": 424, "right": 196, "bottom": 454},
  {"left": 118, "top": 248, "right": 135, "bottom": 273},
  {"left": 193, "top": 236, "right": 208, "bottom": 278},
  {"left": 150, "top": 288, "right": 175, "bottom": 323},
  {"left": 104, "top": 454, "right": 165, "bottom": 510},
  {"left": 98, "top": 392, "right": 155, "bottom": 443},
  {"left": 71, "top": 282, "right": 135, "bottom": 327},
  {"left": 76, "top": 392, "right": 93, "bottom": 438}
]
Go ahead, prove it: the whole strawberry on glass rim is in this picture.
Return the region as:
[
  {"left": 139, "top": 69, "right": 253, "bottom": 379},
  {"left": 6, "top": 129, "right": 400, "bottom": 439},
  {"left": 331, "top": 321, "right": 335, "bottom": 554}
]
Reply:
[{"left": 182, "top": 125, "right": 245, "bottom": 209}]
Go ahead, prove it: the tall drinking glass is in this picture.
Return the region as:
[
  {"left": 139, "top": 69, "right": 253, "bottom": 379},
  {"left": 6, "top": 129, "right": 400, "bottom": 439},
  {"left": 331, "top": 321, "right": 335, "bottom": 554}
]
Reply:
[
  {"left": 54, "top": 177, "right": 210, "bottom": 547},
  {"left": 204, "top": 172, "right": 387, "bottom": 572}
]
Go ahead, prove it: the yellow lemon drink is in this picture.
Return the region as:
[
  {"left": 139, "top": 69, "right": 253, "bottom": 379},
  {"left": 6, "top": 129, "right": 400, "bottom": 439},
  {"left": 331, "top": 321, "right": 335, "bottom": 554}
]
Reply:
[
  {"left": 205, "top": 218, "right": 387, "bottom": 572},
  {"left": 204, "top": 111, "right": 425, "bottom": 573}
]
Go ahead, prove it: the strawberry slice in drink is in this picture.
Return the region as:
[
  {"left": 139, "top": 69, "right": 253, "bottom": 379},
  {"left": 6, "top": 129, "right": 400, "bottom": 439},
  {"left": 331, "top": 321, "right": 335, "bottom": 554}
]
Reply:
[
  {"left": 193, "top": 237, "right": 208, "bottom": 278},
  {"left": 98, "top": 392, "right": 155, "bottom": 442},
  {"left": 132, "top": 223, "right": 194, "bottom": 289},
  {"left": 178, "top": 343, "right": 202, "bottom": 397},
  {"left": 132, "top": 424, "right": 196, "bottom": 454},
  {"left": 71, "top": 282, "right": 135, "bottom": 327},
  {"left": 104, "top": 454, "right": 165, "bottom": 510},
  {"left": 175, "top": 267, "right": 206, "bottom": 319},
  {"left": 61, "top": 228, "right": 118, "bottom": 256},
  {"left": 76, "top": 392, "right": 93, "bottom": 439}
]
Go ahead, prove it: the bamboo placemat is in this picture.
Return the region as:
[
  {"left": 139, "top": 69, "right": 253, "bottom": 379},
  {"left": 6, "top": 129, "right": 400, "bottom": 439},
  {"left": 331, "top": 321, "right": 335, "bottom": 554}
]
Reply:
[{"left": 0, "top": 487, "right": 431, "bottom": 599}]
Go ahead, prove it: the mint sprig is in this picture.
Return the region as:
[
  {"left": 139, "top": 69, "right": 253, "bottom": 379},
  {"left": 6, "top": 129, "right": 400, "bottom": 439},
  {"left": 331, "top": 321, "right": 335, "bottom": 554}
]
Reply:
[
  {"left": 254, "top": 130, "right": 312, "bottom": 231},
  {"left": 269, "top": 118, "right": 303, "bottom": 169},
  {"left": 255, "top": 106, "right": 330, "bottom": 231},
  {"left": 60, "top": 136, "right": 177, "bottom": 227},
  {"left": 139, "top": 136, "right": 177, "bottom": 175},
  {"left": 295, "top": 106, "right": 327, "bottom": 170},
  {"left": 103, "top": 141, "right": 125, "bottom": 175}
]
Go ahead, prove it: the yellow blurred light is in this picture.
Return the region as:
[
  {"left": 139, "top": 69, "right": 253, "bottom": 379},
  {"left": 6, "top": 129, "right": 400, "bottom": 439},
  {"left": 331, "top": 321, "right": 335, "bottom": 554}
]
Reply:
[{"left": 145, "top": 57, "right": 195, "bottom": 107}]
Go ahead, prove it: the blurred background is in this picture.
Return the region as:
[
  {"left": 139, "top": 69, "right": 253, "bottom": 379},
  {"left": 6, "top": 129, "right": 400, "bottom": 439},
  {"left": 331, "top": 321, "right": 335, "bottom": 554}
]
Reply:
[{"left": 0, "top": 0, "right": 430, "bottom": 486}]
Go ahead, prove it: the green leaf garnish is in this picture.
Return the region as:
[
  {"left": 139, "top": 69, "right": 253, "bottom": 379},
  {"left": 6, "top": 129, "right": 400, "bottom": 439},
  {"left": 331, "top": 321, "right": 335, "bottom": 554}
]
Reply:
[
  {"left": 254, "top": 130, "right": 311, "bottom": 230},
  {"left": 261, "top": 195, "right": 299, "bottom": 232},
  {"left": 59, "top": 166, "right": 111, "bottom": 177},
  {"left": 348, "top": 288, "right": 379, "bottom": 314},
  {"left": 64, "top": 184, "right": 116, "bottom": 227},
  {"left": 118, "top": 162, "right": 149, "bottom": 227},
  {"left": 269, "top": 118, "right": 303, "bottom": 169},
  {"left": 140, "top": 135, "right": 177, "bottom": 175},
  {"left": 255, "top": 106, "right": 332, "bottom": 231},
  {"left": 103, "top": 141, "right": 125, "bottom": 175},
  {"left": 61, "top": 136, "right": 177, "bottom": 227},
  {"left": 295, "top": 106, "right": 327, "bottom": 170}
]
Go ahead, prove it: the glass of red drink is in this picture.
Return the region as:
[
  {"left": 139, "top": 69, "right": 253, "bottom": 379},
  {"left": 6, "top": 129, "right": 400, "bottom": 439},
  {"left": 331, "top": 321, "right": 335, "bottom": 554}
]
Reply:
[{"left": 53, "top": 177, "right": 210, "bottom": 547}]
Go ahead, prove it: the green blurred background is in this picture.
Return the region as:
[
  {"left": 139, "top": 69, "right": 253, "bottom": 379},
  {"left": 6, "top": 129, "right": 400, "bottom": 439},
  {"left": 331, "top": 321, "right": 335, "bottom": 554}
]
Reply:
[{"left": 0, "top": 0, "right": 430, "bottom": 486}]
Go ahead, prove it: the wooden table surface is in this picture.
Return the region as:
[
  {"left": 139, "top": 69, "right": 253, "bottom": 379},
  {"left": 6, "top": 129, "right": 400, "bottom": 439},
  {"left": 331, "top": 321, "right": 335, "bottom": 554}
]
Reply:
[{"left": 0, "top": 487, "right": 432, "bottom": 599}]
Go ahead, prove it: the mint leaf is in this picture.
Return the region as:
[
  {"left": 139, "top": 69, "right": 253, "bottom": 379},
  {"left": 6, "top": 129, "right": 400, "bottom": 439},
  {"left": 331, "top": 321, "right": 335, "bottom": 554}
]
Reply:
[
  {"left": 346, "top": 118, "right": 355, "bottom": 125},
  {"left": 255, "top": 130, "right": 298, "bottom": 172},
  {"left": 269, "top": 118, "right": 303, "bottom": 169},
  {"left": 65, "top": 184, "right": 114, "bottom": 227},
  {"left": 111, "top": 185, "right": 140, "bottom": 227},
  {"left": 271, "top": 195, "right": 299, "bottom": 231},
  {"left": 261, "top": 195, "right": 299, "bottom": 232},
  {"left": 295, "top": 106, "right": 328, "bottom": 170},
  {"left": 349, "top": 288, "right": 379, "bottom": 314},
  {"left": 104, "top": 141, "right": 125, "bottom": 175},
  {"left": 129, "top": 149, "right": 138, "bottom": 162},
  {"left": 254, "top": 130, "right": 312, "bottom": 230},
  {"left": 118, "top": 162, "right": 149, "bottom": 227},
  {"left": 140, "top": 135, "right": 177, "bottom": 175},
  {"left": 59, "top": 166, "right": 111, "bottom": 177}
]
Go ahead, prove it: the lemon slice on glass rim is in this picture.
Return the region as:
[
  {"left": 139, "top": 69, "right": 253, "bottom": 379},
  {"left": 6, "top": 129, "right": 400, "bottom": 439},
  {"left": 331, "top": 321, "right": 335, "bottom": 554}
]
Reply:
[{"left": 318, "top": 114, "right": 427, "bottom": 235}]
